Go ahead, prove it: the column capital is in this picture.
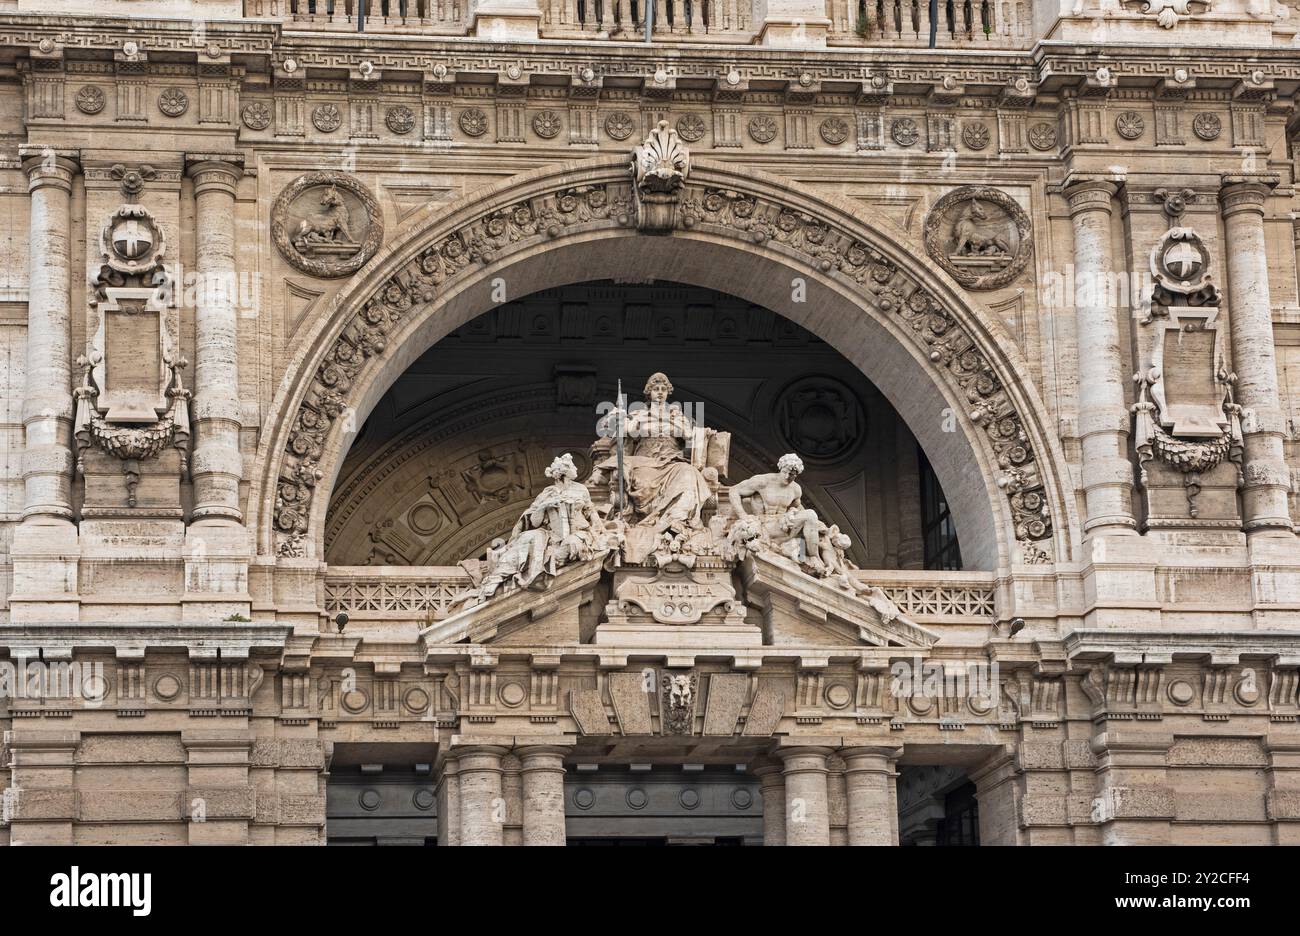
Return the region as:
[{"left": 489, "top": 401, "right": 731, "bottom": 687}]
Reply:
[
  {"left": 1063, "top": 178, "right": 1119, "bottom": 216},
  {"left": 775, "top": 745, "right": 833, "bottom": 772},
  {"left": 515, "top": 744, "right": 571, "bottom": 768},
  {"left": 839, "top": 744, "right": 903, "bottom": 768},
  {"left": 1219, "top": 174, "right": 1278, "bottom": 217},
  {"left": 20, "top": 147, "right": 79, "bottom": 194},
  {"left": 186, "top": 153, "right": 244, "bottom": 196}
]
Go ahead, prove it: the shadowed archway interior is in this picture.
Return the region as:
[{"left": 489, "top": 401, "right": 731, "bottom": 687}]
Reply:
[{"left": 325, "top": 280, "right": 957, "bottom": 571}]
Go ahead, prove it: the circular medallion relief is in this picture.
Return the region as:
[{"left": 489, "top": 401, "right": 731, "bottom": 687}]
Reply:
[
  {"left": 1115, "top": 111, "right": 1145, "bottom": 140},
  {"left": 341, "top": 688, "right": 370, "bottom": 714},
  {"left": 962, "top": 121, "right": 991, "bottom": 151},
  {"left": 747, "top": 115, "right": 778, "bottom": 144},
  {"left": 824, "top": 683, "right": 853, "bottom": 709},
  {"left": 498, "top": 681, "right": 527, "bottom": 707},
  {"left": 75, "top": 85, "right": 105, "bottom": 115},
  {"left": 153, "top": 673, "right": 183, "bottom": 701},
  {"left": 819, "top": 116, "right": 850, "bottom": 145},
  {"left": 626, "top": 788, "right": 648, "bottom": 809},
  {"left": 313, "top": 103, "right": 343, "bottom": 133},
  {"left": 412, "top": 789, "right": 436, "bottom": 810},
  {"left": 157, "top": 87, "right": 188, "bottom": 117},
  {"left": 532, "top": 110, "right": 563, "bottom": 139},
  {"left": 1193, "top": 112, "right": 1222, "bottom": 141},
  {"left": 676, "top": 112, "right": 706, "bottom": 142},
  {"left": 386, "top": 104, "right": 416, "bottom": 135},
  {"left": 891, "top": 117, "right": 920, "bottom": 147},
  {"left": 572, "top": 788, "right": 595, "bottom": 809},
  {"left": 271, "top": 171, "right": 384, "bottom": 279},
  {"left": 459, "top": 107, "right": 488, "bottom": 137},
  {"left": 403, "top": 686, "right": 431, "bottom": 714},
  {"left": 604, "top": 111, "right": 635, "bottom": 141},
  {"left": 1027, "top": 121, "right": 1057, "bottom": 151},
  {"left": 1234, "top": 677, "right": 1260, "bottom": 706},
  {"left": 241, "top": 101, "right": 272, "bottom": 131},
  {"left": 775, "top": 376, "right": 865, "bottom": 464},
  {"left": 1167, "top": 680, "right": 1195, "bottom": 705},
  {"left": 923, "top": 186, "right": 1034, "bottom": 291}
]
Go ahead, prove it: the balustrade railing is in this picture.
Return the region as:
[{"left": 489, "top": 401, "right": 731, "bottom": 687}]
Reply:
[
  {"left": 242, "top": 0, "right": 1033, "bottom": 47},
  {"left": 324, "top": 565, "right": 998, "bottom": 626},
  {"left": 245, "top": 0, "right": 466, "bottom": 34}
]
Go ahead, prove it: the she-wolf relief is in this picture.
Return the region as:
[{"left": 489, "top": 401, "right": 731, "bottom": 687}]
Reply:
[{"left": 453, "top": 370, "right": 912, "bottom": 635}]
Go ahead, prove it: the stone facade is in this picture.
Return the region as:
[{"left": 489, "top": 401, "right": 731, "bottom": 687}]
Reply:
[{"left": 3, "top": 0, "right": 1300, "bottom": 846}]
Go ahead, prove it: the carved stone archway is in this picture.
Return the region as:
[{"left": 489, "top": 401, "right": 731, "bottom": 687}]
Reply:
[{"left": 249, "top": 157, "right": 1078, "bottom": 573}]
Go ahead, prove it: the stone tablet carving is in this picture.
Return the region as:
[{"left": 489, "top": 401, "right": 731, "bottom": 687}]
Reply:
[
  {"left": 271, "top": 171, "right": 383, "bottom": 278},
  {"left": 924, "top": 186, "right": 1033, "bottom": 291},
  {"left": 75, "top": 198, "right": 191, "bottom": 505}
]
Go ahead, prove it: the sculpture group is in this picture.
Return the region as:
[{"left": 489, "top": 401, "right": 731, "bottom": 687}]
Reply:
[{"left": 456, "top": 371, "right": 906, "bottom": 626}]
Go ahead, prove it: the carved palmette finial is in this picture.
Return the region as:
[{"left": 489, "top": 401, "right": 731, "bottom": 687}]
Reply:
[{"left": 630, "top": 120, "right": 690, "bottom": 234}]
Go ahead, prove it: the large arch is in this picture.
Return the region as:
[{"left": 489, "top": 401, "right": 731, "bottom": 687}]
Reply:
[{"left": 249, "top": 157, "right": 1078, "bottom": 573}]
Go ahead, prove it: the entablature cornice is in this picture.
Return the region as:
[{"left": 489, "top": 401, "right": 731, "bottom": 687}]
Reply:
[{"left": 9, "top": 17, "right": 1300, "bottom": 100}]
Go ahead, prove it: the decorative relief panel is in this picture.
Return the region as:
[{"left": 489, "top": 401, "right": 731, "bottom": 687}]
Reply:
[
  {"left": 271, "top": 171, "right": 384, "bottom": 279},
  {"left": 923, "top": 186, "right": 1034, "bottom": 291},
  {"left": 75, "top": 188, "right": 191, "bottom": 506},
  {"left": 1132, "top": 193, "right": 1242, "bottom": 521}
]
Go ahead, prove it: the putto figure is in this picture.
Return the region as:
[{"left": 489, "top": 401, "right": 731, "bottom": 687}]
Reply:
[
  {"left": 596, "top": 372, "right": 717, "bottom": 534},
  {"left": 463, "top": 453, "right": 609, "bottom": 606}
]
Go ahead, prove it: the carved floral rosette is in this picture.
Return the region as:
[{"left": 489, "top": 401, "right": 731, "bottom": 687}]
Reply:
[
  {"left": 274, "top": 166, "right": 1056, "bottom": 558},
  {"left": 923, "top": 186, "right": 1034, "bottom": 291},
  {"left": 270, "top": 171, "right": 384, "bottom": 279}
]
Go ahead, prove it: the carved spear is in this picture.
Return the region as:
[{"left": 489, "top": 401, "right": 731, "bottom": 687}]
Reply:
[{"left": 615, "top": 379, "right": 627, "bottom": 517}]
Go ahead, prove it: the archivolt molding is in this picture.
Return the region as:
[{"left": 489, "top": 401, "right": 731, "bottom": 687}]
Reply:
[{"left": 262, "top": 157, "right": 1069, "bottom": 565}]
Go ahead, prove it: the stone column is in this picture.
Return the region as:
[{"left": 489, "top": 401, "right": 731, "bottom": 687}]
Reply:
[
  {"left": 1221, "top": 178, "right": 1294, "bottom": 535},
  {"left": 186, "top": 156, "right": 245, "bottom": 524},
  {"left": 517, "top": 745, "right": 569, "bottom": 846},
  {"left": 19, "top": 148, "right": 79, "bottom": 524},
  {"left": 751, "top": 759, "right": 786, "bottom": 846},
  {"left": 435, "top": 755, "right": 461, "bottom": 847},
  {"left": 456, "top": 745, "right": 508, "bottom": 846},
  {"left": 777, "top": 746, "right": 832, "bottom": 846},
  {"left": 841, "top": 746, "right": 901, "bottom": 845},
  {"left": 1064, "top": 179, "right": 1137, "bottom": 536}
]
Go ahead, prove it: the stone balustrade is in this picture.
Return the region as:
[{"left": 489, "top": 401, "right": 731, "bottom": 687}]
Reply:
[
  {"left": 323, "top": 565, "right": 997, "bottom": 626},
  {"left": 239, "top": 0, "right": 1035, "bottom": 46}
]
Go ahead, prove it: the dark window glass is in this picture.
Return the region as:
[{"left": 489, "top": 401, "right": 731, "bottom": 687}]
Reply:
[{"left": 918, "top": 446, "right": 962, "bottom": 571}]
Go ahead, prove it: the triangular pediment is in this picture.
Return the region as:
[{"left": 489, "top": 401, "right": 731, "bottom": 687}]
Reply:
[
  {"left": 739, "top": 554, "right": 938, "bottom": 650},
  {"left": 420, "top": 552, "right": 936, "bottom": 653}
]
